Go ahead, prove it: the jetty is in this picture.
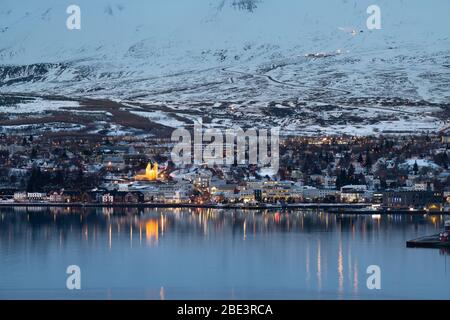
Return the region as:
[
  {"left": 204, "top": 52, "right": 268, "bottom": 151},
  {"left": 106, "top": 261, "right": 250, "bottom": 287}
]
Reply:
[
  {"left": 406, "top": 234, "right": 450, "bottom": 248},
  {"left": 407, "top": 220, "right": 450, "bottom": 248}
]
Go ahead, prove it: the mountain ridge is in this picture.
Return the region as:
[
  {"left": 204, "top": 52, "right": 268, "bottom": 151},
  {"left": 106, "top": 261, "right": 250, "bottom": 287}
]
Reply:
[{"left": 0, "top": 0, "right": 449, "bottom": 136}]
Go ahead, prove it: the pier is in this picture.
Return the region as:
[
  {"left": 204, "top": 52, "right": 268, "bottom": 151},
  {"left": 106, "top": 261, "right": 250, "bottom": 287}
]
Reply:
[{"left": 407, "top": 235, "right": 450, "bottom": 249}]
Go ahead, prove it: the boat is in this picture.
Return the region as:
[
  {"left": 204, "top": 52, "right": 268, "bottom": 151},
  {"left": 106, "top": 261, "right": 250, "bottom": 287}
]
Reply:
[{"left": 406, "top": 220, "right": 450, "bottom": 248}]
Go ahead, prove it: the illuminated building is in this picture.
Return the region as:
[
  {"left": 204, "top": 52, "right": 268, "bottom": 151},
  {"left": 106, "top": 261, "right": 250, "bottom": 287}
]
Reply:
[{"left": 135, "top": 162, "right": 158, "bottom": 181}]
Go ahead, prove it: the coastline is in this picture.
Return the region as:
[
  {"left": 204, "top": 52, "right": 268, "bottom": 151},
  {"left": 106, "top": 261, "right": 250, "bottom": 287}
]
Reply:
[
  {"left": 0, "top": 202, "right": 448, "bottom": 215},
  {"left": 0, "top": 202, "right": 369, "bottom": 210}
]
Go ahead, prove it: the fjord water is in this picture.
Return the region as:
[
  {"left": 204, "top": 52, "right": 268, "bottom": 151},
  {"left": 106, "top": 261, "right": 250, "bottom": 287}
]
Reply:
[{"left": 0, "top": 207, "right": 448, "bottom": 300}]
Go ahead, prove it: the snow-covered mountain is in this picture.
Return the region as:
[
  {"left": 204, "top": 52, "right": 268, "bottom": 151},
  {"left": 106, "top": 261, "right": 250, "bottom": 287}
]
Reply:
[{"left": 0, "top": 0, "right": 449, "bottom": 136}]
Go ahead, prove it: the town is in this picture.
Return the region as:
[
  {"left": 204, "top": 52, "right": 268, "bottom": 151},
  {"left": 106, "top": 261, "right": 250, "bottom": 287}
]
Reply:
[{"left": 0, "top": 129, "right": 449, "bottom": 212}]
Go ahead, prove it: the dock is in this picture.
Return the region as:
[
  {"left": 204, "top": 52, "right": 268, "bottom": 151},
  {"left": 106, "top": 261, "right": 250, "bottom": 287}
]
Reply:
[
  {"left": 406, "top": 234, "right": 450, "bottom": 248},
  {"left": 327, "top": 207, "right": 430, "bottom": 215}
]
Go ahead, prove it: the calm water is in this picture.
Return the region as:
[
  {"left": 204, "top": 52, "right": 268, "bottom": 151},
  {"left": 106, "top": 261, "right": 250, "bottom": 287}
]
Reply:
[{"left": 0, "top": 207, "right": 449, "bottom": 300}]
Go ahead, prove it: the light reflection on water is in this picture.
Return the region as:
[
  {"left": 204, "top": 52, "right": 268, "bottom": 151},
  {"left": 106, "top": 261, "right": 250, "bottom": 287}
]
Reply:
[{"left": 0, "top": 207, "right": 449, "bottom": 300}]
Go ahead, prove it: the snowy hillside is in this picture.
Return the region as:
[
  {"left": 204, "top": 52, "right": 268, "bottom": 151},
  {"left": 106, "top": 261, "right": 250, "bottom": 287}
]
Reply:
[{"left": 0, "top": 0, "right": 449, "bottom": 136}]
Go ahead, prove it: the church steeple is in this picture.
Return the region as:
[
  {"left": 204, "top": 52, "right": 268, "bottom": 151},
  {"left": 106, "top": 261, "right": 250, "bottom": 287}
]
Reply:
[{"left": 135, "top": 161, "right": 158, "bottom": 181}]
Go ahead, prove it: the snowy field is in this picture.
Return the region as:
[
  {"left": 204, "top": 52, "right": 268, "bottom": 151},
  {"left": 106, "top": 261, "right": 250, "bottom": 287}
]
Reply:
[{"left": 0, "top": 0, "right": 449, "bottom": 136}]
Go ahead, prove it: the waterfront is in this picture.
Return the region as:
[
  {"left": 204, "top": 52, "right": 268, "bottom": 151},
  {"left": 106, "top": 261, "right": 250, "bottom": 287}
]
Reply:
[{"left": 0, "top": 207, "right": 449, "bottom": 300}]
